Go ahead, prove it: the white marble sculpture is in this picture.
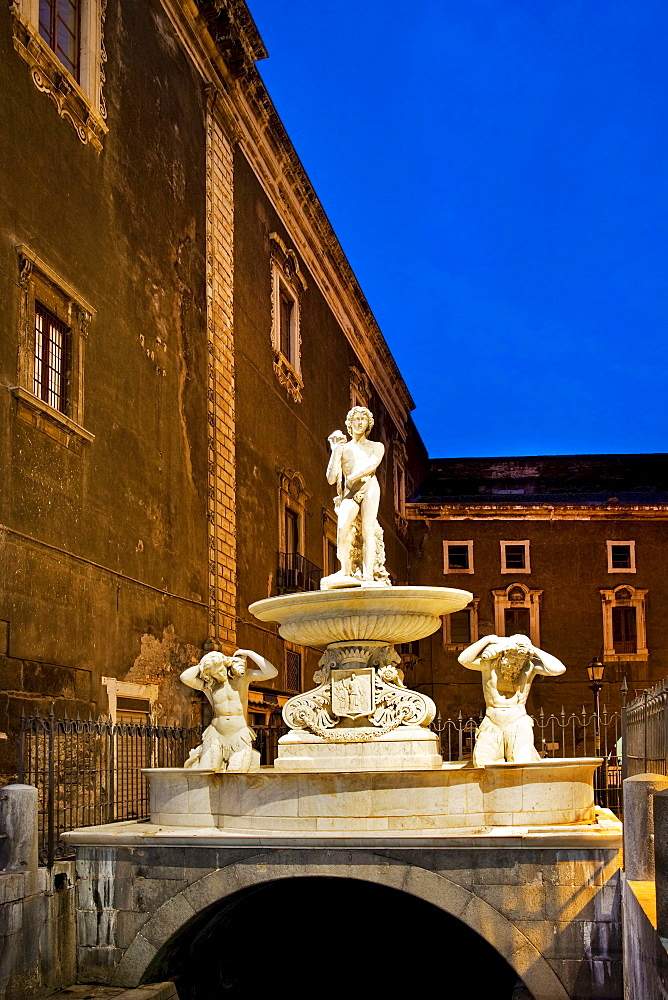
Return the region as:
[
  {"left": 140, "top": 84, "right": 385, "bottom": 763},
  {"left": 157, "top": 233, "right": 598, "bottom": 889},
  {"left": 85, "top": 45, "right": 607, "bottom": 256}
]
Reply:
[
  {"left": 321, "top": 406, "right": 390, "bottom": 590},
  {"left": 458, "top": 634, "right": 566, "bottom": 766},
  {"left": 180, "top": 648, "right": 277, "bottom": 772}
]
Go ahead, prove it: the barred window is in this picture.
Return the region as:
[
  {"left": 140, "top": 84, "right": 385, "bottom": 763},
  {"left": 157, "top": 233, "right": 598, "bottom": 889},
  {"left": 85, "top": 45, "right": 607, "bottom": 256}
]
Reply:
[
  {"left": 39, "top": 0, "right": 81, "bottom": 80},
  {"left": 285, "top": 649, "right": 302, "bottom": 692},
  {"left": 33, "top": 302, "right": 70, "bottom": 414}
]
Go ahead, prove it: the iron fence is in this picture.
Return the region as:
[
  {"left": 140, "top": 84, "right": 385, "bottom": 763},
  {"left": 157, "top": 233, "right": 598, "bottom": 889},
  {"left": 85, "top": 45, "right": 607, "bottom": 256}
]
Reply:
[
  {"left": 432, "top": 705, "right": 623, "bottom": 813},
  {"left": 625, "top": 679, "right": 668, "bottom": 778},
  {"left": 17, "top": 710, "right": 288, "bottom": 867}
]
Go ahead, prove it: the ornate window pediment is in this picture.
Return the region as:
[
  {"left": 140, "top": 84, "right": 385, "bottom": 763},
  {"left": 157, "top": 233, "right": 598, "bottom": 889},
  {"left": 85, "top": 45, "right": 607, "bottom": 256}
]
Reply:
[
  {"left": 11, "top": 245, "right": 95, "bottom": 448},
  {"left": 10, "top": 0, "right": 108, "bottom": 151},
  {"left": 270, "top": 232, "right": 307, "bottom": 402},
  {"left": 600, "top": 584, "right": 648, "bottom": 662},
  {"left": 492, "top": 583, "right": 542, "bottom": 646}
]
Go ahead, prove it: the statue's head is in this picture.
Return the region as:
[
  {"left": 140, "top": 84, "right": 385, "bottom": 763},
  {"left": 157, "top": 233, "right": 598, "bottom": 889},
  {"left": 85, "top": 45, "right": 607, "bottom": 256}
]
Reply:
[
  {"left": 498, "top": 635, "right": 533, "bottom": 679},
  {"left": 345, "top": 406, "right": 374, "bottom": 437},
  {"left": 199, "top": 650, "right": 246, "bottom": 681}
]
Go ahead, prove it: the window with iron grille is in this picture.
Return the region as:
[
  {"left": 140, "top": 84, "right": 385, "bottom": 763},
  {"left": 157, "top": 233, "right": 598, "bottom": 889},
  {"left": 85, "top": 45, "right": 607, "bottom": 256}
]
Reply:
[
  {"left": 285, "top": 650, "right": 302, "bottom": 692},
  {"left": 39, "top": 0, "right": 81, "bottom": 80},
  {"left": 33, "top": 301, "right": 70, "bottom": 414}
]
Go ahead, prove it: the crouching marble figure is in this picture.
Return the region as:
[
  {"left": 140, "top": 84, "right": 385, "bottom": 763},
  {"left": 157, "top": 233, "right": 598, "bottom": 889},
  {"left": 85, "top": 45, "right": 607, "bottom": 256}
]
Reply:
[
  {"left": 458, "top": 634, "right": 566, "bottom": 766},
  {"left": 321, "top": 406, "right": 390, "bottom": 590},
  {"left": 180, "top": 649, "right": 277, "bottom": 772}
]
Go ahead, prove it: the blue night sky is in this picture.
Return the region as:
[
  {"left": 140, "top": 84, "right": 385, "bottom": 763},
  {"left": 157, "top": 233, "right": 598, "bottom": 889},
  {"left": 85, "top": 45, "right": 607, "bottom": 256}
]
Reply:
[{"left": 249, "top": 1, "right": 668, "bottom": 458}]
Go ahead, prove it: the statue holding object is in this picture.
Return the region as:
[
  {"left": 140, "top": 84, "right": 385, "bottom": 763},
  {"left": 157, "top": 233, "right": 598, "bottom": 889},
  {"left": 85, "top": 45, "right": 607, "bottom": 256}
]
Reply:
[
  {"left": 458, "top": 634, "right": 566, "bottom": 766},
  {"left": 180, "top": 648, "right": 277, "bottom": 772},
  {"left": 321, "top": 406, "right": 391, "bottom": 590}
]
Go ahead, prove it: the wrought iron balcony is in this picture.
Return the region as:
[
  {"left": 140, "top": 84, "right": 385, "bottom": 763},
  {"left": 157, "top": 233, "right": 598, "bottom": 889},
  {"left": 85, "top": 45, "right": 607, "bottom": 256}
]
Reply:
[{"left": 277, "top": 552, "right": 321, "bottom": 594}]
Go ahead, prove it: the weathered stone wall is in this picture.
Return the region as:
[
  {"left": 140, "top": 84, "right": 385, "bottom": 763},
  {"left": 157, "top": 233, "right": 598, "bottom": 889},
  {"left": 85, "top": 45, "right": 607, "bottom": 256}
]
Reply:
[
  {"left": 0, "top": 860, "right": 76, "bottom": 1000},
  {"left": 621, "top": 875, "right": 668, "bottom": 1000},
  {"left": 0, "top": 0, "right": 210, "bottom": 775},
  {"left": 74, "top": 842, "right": 622, "bottom": 999}
]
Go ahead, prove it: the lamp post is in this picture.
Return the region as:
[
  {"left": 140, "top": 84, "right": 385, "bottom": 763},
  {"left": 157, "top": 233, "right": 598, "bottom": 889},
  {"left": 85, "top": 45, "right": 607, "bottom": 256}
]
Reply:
[{"left": 587, "top": 656, "right": 605, "bottom": 758}]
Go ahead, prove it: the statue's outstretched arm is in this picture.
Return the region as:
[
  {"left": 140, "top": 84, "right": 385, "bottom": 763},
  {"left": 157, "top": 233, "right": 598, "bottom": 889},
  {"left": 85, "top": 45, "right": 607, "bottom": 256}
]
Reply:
[
  {"left": 180, "top": 663, "right": 205, "bottom": 691},
  {"left": 235, "top": 648, "right": 278, "bottom": 681},
  {"left": 458, "top": 635, "right": 500, "bottom": 671},
  {"left": 530, "top": 648, "right": 567, "bottom": 676}
]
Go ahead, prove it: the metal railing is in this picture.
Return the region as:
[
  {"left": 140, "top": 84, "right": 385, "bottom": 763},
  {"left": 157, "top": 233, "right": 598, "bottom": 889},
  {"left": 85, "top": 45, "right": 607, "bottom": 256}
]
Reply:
[
  {"left": 277, "top": 551, "right": 321, "bottom": 593},
  {"left": 432, "top": 705, "right": 623, "bottom": 813},
  {"left": 625, "top": 679, "right": 668, "bottom": 778},
  {"left": 17, "top": 710, "right": 288, "bottom": 867},
  {"left": 19, "top": 711, "right": 201, "bottom": 866}
]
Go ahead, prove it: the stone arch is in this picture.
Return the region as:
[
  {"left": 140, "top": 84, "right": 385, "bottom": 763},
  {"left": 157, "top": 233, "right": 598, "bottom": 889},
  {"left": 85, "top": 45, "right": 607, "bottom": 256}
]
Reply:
[{"left": 113, "top": 849, "right": 568, "bottom": 999}]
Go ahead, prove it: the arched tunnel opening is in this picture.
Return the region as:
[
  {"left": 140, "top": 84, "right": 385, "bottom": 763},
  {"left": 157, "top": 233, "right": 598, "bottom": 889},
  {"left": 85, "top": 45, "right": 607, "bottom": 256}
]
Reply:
[{"left": 147, "top": 877, "right": 533, "bottom": 998}]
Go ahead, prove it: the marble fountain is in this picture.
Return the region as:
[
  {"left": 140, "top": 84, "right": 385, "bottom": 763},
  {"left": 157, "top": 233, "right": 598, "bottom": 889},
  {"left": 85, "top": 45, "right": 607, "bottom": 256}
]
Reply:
[{"left": 145, "top": 406, "right": 605, "bottom": 838}]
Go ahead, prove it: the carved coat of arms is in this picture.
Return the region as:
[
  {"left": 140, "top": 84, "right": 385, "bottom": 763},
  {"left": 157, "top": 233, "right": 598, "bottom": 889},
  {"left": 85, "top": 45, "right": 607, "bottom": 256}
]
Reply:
[{"left": 331, "top": 667, "right": 374, "bottom": 720}]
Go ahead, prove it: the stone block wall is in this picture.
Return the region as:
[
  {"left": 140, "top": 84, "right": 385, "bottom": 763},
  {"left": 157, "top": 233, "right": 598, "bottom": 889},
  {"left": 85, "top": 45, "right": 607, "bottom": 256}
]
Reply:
[
  {"left": 0, "top": 860, "right": 76, "bottom": 1000},
  {"left": 74, "top": 841, "right": 622, "bottom": 998}
]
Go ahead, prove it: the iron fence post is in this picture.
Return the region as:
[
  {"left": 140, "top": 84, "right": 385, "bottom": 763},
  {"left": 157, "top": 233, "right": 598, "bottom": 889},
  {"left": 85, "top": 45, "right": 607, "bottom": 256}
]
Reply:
[
  {"left": 621, "top": 676, "right": 628, "bottom": 783},
  {"left": 643, "top": 689, "right": 649, "bottom": 773},
  {"left": 47, "top": 704, "right": 55, "bottom": 869},
  {"left": 18, "top": 710, "right": 25, "bottom": 783}
]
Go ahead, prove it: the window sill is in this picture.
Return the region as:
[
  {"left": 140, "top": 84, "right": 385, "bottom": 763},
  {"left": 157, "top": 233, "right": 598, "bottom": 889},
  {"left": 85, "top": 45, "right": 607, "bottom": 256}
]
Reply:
[
  {"left": 11, "top": 11, "right": 107, "bottom": 152},
  {"left": 607, "top": 569, "right": 637, "bottom": 574},
  {"left": 501, "top": 568, "right": 531, "bottom": 575},
  {"left": 603, "top": 651, "right": 648, "bottom": 662},
  {"left": 273, "top": 352, "right": 303, "bottom": 403},
  {"left": 444, "top": 568, "right": 475, "bottom": 575},
  {"left": 10, "top": 387, "right": 94, "bottom": 446}
]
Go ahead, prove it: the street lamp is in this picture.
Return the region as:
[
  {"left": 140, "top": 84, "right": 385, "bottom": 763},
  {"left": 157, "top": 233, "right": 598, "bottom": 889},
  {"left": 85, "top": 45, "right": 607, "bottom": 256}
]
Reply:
[{"left": 587, "top": 657, "right": 605, "bottom": 757}]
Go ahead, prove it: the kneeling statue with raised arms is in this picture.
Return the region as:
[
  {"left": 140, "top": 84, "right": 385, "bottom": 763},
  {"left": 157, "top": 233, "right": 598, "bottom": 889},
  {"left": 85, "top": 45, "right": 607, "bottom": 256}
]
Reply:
[
  {"left": 458, "top": 634, "right": 566, "bottom": 766},
  {"left": 181, "top": 648, "right": 277, "bottom": 772}
]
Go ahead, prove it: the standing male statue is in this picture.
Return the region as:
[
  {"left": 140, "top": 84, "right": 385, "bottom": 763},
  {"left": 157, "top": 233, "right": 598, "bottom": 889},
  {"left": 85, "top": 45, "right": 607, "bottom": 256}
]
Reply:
[
  {"left": 458, "top": 634, "right": 566, "bottom": 766},
  {"left": 322, "top": 406, "right": 390, "bottom": 589},
  {"left": 180, "top": 648, "right": 277, "bottom": 772}
]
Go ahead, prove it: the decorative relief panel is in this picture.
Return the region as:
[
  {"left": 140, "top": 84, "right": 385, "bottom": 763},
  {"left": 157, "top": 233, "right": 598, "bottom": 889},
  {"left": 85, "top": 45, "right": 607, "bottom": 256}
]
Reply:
[{"left": 282, "top": 643, "right": 436, "bottom": 740}]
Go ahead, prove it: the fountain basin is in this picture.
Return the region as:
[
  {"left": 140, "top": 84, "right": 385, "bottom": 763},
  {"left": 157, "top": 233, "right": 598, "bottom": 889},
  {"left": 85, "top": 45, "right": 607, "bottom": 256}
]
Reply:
[
  {"left": 144, "top": 758, "right": 602, "bottom": 832},
  {"left": 249, "top": 585, "right": 473, "bottom": 646}
]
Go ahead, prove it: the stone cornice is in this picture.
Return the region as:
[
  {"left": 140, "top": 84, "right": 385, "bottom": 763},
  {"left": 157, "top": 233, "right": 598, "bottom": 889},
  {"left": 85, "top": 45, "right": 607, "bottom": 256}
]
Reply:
[
  {"left": 159, "top": 0, "right": 414, "bottom": 436},
  {"left": 406, "top": 502, "right": 668, "bottom": 522}
]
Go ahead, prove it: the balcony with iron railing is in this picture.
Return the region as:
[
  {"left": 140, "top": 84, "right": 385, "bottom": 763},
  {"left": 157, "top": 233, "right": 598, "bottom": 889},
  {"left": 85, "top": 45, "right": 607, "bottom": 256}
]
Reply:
[{"left": 277, "top": 551, "right": 321, "bottom": 594}]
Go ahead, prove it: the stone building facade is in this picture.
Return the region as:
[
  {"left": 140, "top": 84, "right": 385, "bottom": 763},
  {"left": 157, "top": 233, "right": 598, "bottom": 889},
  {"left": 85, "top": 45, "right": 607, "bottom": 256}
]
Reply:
[
  {"left": 1, "top": 0, "right": 665, "bottom": 786},
  {"left": 0, "top": 0, "right": 419, "bottom": 780},
  {"left": 406, "top": 454, "right": 668, "bottom": 723}
]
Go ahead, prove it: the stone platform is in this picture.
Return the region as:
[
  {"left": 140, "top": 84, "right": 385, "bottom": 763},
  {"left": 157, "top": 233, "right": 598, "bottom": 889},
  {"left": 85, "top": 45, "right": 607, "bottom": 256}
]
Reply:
[
  {"left": 63, "top": 816, "right": 623, "bottom": 998},
  {"left": 274, "top": 726, "right": 443, "bottom": 771},
  {"left": 145, "top": 758, "right": 601, "bottom": 832}
]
